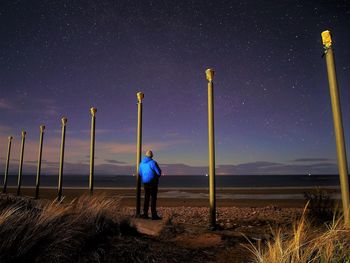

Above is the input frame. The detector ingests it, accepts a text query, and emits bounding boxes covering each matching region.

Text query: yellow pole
[89,107,97,195]
[3,136,13,193]
[136,91,144,217]
[17,131,26,196]
[206,68,216,229]
[58,117,67,202]
[321,30,350,227]
[35,125,45,199]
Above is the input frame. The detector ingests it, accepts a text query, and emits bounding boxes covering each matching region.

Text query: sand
[6,186,340,208]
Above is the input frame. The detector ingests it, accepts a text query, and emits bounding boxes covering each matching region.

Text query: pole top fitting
[137,92,144,102]
[61,117,68,126]
[90,107,97,116]
[40,125,45,132]
[205,69,214,82]
[8,136,13,141]
[21,131,26,137]
[321,30,332,49]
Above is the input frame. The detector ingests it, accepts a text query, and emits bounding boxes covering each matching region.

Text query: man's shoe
[152,215,162,220]
[141,214,149,219]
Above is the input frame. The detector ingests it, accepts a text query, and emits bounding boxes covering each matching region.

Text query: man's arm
[152,161,161,177]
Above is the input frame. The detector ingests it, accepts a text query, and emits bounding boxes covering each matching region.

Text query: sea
[1,174,342,188]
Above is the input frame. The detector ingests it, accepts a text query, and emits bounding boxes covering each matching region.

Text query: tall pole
[206,68,216,229]
[58,117,67,202]
[321,30,350,227]
[35,125,45,199]
[17,131,26,196]
[136,91,144,217]
[3,136,13,193]
[89,107,97,195]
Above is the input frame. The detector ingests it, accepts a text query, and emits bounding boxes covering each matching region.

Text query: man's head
[145,150,153,158]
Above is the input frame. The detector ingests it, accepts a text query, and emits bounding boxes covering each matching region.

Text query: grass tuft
[0,193,132,262]
[304,187,335,223]
[245,204,350,263]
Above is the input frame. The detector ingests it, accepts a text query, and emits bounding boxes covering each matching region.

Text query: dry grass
[0,194,211,263]
[304,188,336,223]
[245,205,350,263]
[0,193,132,262]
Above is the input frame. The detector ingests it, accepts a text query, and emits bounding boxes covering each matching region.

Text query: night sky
[0,0,350,175]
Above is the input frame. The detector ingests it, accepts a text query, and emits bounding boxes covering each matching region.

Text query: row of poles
[2,108,97,201]
[1,68,217,225]
[1,30,349,228]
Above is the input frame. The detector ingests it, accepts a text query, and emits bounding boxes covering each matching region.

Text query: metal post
[206,68,216,229]
[17,131,26,196]
[89,107,97,195]
[322,30,350,227]
[58,117,67,202]
[3,136,13,193]
[136,91,144,217]
[35,125,45,199]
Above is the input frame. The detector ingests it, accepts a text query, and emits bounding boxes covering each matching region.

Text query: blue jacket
[139,157,161,184]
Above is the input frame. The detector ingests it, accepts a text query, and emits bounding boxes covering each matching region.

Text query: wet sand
[6,186,341,208]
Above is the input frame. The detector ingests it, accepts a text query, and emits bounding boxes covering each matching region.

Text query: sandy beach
[6,186,341,208]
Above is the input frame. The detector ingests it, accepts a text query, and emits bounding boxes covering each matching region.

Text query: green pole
[58,117,67,202]
[136,91,144,217]
[89,107,97,195]
[206,68,216,229]
[17,131,26,196]
[3,136,13,193]
[35,125,45,199]
[321,30,350,227]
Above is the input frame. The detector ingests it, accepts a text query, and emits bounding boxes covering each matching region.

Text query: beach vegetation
[304,187,336,223]
[0,194,131,262]
[245,205,350,263]
[0,194,211,263]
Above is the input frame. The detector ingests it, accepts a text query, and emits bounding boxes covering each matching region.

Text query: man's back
[139,157,161,184]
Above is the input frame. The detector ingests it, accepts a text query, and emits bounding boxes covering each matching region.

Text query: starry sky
[0,0,350,175]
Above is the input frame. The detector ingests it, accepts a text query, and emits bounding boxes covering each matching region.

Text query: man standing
[139,150,162,220]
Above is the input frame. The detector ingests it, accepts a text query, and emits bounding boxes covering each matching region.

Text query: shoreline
[4,186,341,208]
[12,186,341,190]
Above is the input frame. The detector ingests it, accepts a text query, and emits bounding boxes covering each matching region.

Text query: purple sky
[0,1,350,175]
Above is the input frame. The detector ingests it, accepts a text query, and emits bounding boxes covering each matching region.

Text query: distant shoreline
[4,186,342,208]
[1,173,342,189]
[10,185,342,190]
[1,174,343,178]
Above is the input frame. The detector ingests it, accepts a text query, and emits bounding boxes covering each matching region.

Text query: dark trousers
[143,182,158,217]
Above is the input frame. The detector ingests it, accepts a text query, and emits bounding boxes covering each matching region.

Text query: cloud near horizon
[104,159,126,164]
[292,158,335,162]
